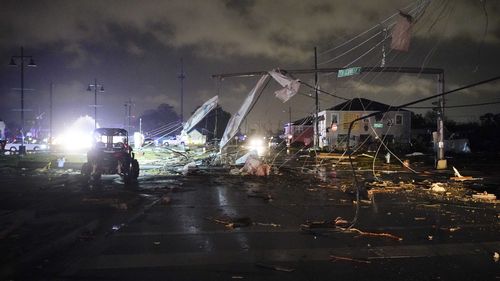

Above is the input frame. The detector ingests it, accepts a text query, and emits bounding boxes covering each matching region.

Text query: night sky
[1,0,499,135]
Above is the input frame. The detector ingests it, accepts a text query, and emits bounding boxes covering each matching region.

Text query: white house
[316,98,411,149]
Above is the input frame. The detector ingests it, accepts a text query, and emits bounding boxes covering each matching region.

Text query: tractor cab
[81,128,139,182]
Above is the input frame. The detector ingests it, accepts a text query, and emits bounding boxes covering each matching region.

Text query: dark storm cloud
[1,0,500,131]
[1,0,499,63]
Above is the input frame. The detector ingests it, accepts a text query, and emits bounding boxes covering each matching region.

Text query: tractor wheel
[92,171,102,182]
[81,163,91,181]
[131,159,139,180]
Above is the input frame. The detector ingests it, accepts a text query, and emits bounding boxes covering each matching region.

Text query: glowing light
[53,115,98,151]
[247,137,266,156]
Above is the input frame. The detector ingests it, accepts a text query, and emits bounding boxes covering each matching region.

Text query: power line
[405,100,500,109]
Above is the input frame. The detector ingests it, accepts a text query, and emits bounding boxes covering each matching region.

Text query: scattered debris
[255,263,295,272]
[239,156,271,176]
[451,166,482,181]
[247,192,273,202]
[111,202,128,210]
[405,152,424,156]
[360,153,374,158]
[330,255,371,264]
[334,217,349,226]
[235,151,258,165]
[206,216,252,229]
[256,222,280,227]
[472,192,496,201]
[430,183,446,193]
[182,162,197,176]
[301,220,331,229]
[160,196,171,205]
[341,227,403,241]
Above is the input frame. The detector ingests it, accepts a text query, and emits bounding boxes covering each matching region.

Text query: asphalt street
[0,152,499,280]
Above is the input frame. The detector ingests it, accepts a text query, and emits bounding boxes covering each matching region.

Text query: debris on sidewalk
[255,263,295,272]
[472,192,496,201]
[330,255,371,264]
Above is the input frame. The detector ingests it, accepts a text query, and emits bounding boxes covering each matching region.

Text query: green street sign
[338,67,362,78]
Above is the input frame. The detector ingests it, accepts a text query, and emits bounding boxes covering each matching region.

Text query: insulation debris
[430,183,446,193]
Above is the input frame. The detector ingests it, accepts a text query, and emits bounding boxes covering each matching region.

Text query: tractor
[81,128,139,182]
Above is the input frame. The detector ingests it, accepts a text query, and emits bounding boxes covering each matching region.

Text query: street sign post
[338,67,362,78]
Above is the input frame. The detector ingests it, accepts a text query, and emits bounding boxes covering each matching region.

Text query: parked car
[162,135,186,146]
[5,139,48,152]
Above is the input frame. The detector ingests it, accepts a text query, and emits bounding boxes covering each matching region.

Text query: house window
[331,113,338,124]
[395,114,403,125]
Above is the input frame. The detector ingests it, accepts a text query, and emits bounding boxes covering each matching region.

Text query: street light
[9,46,37,155]
[87,79,104,129]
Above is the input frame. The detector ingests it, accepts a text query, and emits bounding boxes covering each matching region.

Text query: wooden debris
[451,166,482,181]
[472,192,496,201]
[256,222,280,227]
[205,216,252,229]
[330,255,371,264]
[342,227,403,241]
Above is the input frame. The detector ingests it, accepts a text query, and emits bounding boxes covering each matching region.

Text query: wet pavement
[0,150,499,280]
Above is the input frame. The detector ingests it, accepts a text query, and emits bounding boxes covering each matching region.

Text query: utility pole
[178,58,186,122]
[49,82,53,146]
[436,72,447,169]
[314,47,319,148]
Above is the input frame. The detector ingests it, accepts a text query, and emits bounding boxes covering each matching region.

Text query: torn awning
[183,95,218,133]
[219,75,270,150]
[268,69,301,103]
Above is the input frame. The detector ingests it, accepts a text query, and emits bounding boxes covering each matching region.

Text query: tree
[139,103,180,134]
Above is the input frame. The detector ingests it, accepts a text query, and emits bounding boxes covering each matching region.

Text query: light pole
[124,98,133,132]
[9,46,37,155]
[87,79,104,129]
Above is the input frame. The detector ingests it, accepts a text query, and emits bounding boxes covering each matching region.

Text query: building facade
[316,98,411,149]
